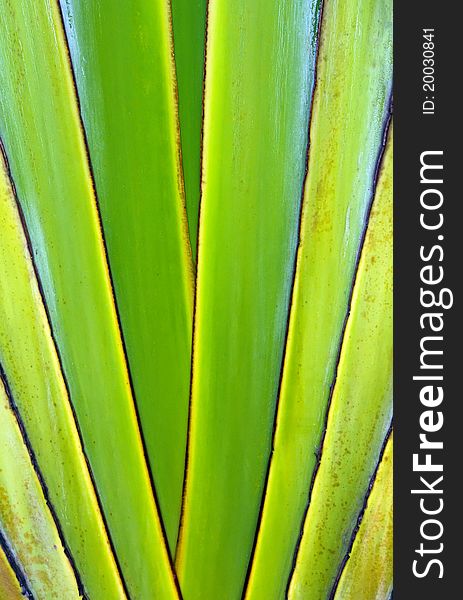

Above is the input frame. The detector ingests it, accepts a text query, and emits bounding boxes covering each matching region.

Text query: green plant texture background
[0,0,392,598]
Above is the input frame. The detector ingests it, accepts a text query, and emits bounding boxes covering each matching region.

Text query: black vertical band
[394,3,460,597]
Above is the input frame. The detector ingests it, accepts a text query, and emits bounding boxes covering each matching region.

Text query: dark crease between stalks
[0,364,84,599]
[165,0,196,560]
[240,2,326,597]
[1,140,92,599]
[175,0,210,567]
[54,1,182,596]
[328,425,393,599]
[167,0,196,282]
[0,510,34,599]
[285,101,393,597]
